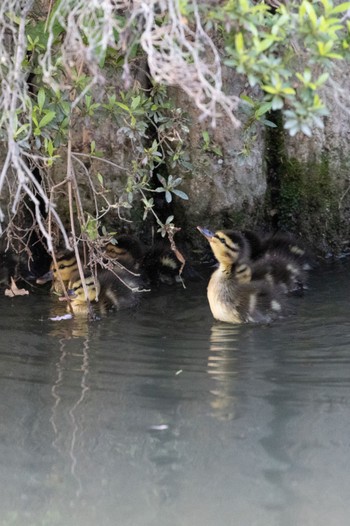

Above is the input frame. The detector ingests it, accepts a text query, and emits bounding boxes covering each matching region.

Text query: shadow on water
[0,260,350,525]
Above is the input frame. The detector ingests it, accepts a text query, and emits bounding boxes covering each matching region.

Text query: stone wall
[170,65,350,257]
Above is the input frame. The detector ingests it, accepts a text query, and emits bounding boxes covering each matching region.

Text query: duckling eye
[215,235,226,246]
[58,264,65,269]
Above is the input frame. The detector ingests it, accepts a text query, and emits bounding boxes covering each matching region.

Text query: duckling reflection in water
[208,324,241,420]
[197,227,284,324]
[66,269,140,316]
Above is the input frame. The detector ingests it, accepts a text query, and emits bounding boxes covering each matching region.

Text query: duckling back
[234,253,307,294]
[104,235,150,290]
[98,269,140,311]
[104,235,144,271]
[142,238,198,286]
[243,230,312,269]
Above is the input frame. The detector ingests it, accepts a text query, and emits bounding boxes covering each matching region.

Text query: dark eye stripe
[214,235,227,246]
[57,260,77,270]
[71,277,95,292]
[215,235,239,253]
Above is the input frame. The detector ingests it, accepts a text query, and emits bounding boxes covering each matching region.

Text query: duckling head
[197,227,248,266]
[52,252,78,282]
[104,235,143,270]
[36,251,78,293]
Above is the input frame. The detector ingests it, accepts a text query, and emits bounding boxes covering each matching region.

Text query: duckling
[142,237,199,286]
[197,227,284,324]
[242,230,312,270]
[104,235,145,272]
[233,253,307,294]
[36,250,79,295]
[37,238,147,295]
[66,269,140,316]
[103,235,150,290]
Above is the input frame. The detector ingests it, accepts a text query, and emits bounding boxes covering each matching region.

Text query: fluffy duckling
[66,269,140,315]
[143,240,181,285]
[242,230,312,270]
[142,238,200,286]
[103,235,150,290]
[37,238,147,295]
[36,250,78,295]
[197,227,284,324]
[233,253,307,294]
[104,235,145,272]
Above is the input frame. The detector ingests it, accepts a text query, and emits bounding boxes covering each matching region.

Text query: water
[0,261,350,526]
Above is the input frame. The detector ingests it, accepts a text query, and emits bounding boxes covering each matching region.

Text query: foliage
[209,0,350,136]
[0,1,192,259]
[1,0,350,264]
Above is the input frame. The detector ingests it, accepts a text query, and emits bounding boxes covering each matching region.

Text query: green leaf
[37,88,45,112]
[115,102,130,112]
[172,189,189,200]
[289,125,300,136]
[317,72,329,85]
[240,94,255,106]
[60,101,71,116]
[284,119,299,130]
[255,102,272,117]
[5,11,21,24]
[271,95,284,110]
[157,174,167,186]
[301,123,312,136]
[202,130,210,144]
[131,96,141,110]
[39,111,56,128]
[235,32,244,53]
[262,85,278,95]
[84,215,99,240]
[14,124,29,138]
[263,120,277,128]
[331,2,350,14]
[282,87,296,95]
[256,37,274,53]
[304,2,318,28]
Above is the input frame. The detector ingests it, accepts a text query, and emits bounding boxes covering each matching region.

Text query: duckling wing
[261,233,313,269]
[236,280,285,323]
[251,253,308,293]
